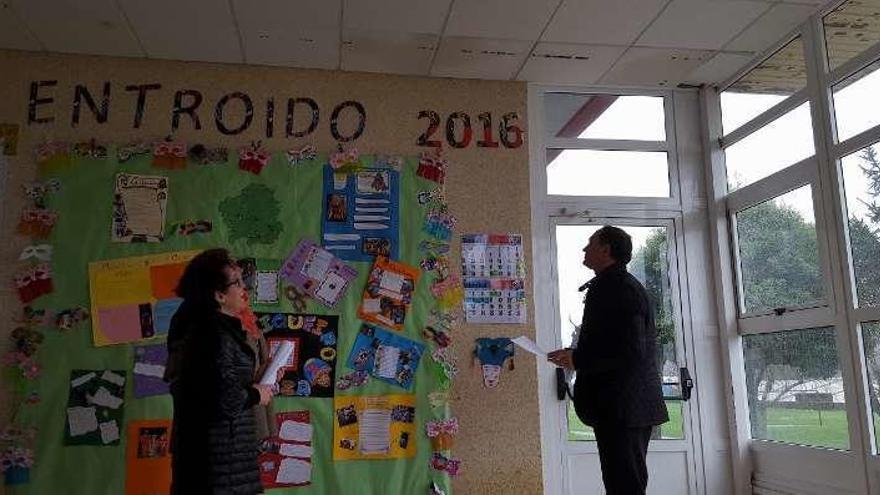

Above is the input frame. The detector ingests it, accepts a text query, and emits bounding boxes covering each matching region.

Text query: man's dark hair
[175,248,235,309]
[593,225,633,265]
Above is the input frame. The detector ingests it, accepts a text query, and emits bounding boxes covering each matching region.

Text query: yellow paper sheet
[333,394,416,460]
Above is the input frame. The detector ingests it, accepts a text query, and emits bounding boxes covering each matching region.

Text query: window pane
[833,60,880,143]
[544,94,666,141]
[840,144,880,307]
[824,0,880,72]
[860,321,880,452]
[721,37,807,135]
[743,328,848,450]
[546,150,670,197]
[735,186,823,314]
[556,225,682,440]
[724,101,814,190]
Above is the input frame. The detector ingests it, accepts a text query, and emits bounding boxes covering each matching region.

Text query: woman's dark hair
[175,248,236,308]
[593,225,633,265]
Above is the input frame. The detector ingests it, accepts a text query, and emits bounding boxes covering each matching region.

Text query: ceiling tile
[516,43,626,84]
[119,0,242,63]
[0,2,41,51]
[638,0,770,50]
[241,28,338,70]
[542,0,667,45]
[726,3,816,52]
[601,46,713,86]
[431,37,531,80]
[10,0,141,57]
[343,0,451,34]
[444,0,560,40]
[233,0,339,32]
[341,30,437,75]
[683,51,755,85]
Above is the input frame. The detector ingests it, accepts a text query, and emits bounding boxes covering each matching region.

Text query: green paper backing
[18,151,451,494]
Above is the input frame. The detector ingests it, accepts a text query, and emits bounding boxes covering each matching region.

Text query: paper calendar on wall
[460,234,527,324]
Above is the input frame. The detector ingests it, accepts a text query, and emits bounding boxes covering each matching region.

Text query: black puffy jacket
[572,264,669,428]
[165,302,263,495]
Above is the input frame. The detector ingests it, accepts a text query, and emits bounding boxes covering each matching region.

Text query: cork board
[0,50,541,495]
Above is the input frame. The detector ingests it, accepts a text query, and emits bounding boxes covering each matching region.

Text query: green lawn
[568,404,855,449]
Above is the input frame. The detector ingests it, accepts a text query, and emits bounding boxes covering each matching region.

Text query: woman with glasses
[164,248,273,494]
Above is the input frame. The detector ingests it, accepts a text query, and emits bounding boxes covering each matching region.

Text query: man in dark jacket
[549,226,668,495]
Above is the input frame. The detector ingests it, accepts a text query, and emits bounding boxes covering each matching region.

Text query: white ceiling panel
[342,30,437,75]
[10,0,141,57]
[601,46,713,86]
[241,28,338,70]
[542,0,667,45]
[233,0,339,32]
[431,37,531,80]
[119,0,242,63]
[726,3,815,52]
[683,51,755,85]
[516,43,625,84]
[343,0,451,34]
[638,0,770,50]
[444,0,560,41]
[0,2,41,51]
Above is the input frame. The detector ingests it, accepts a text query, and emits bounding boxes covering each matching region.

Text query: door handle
[681,367,694,401]
[556,367,572,401]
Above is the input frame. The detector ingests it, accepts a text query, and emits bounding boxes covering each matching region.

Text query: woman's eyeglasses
[224,278,244,289]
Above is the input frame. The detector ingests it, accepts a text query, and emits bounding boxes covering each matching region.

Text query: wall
[0,49,541,494]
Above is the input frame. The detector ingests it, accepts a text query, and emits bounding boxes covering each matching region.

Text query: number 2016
[416,111,524,149]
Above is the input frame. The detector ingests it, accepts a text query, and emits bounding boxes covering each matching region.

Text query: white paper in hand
[260,340,294,386]
[511,336,547,357]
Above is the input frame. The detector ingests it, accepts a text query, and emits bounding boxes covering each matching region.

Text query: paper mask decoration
[257,313,338,398]
[188,144,228,165]
[239,141,270,174]
[14,263,53,304]
[152,140,187,169]
[474,338,515,388]
[117,141,151,163]
[357,257,419,331]
[88,251,198,346]
[112,173,169,243]
[125,420,172,495]
[219,183,282,245]
[171,219,212,236]
[23,178,59,208]
[259,411,312,488]
[18,244,52,262]
[321,163,400,262]
[64,369,126,446]
[346,325,425,390]
[133,344,169,398]
[333,395,416,460]
[279,240,357,308]
[417,151,447,183]
[17,208,57,239]
[55,306,90,330]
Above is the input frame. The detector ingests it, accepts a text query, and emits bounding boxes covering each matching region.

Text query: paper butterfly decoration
[329,147,361,172]
[286,144,317,165]
[430,452,461,476]
[17,208,58,239]
[425,417,459,450]
[18,244,52,262]
[35,142,70,165]
[23,179,60,209]
[73,139,108,159]
[116,141,152,163]
[239,141,270,174]
[188,144,228,165]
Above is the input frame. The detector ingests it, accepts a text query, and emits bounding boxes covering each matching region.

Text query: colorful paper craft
[133,344,169,398]
[64,369,126,446]
[333,395,416,460]
[357,257,419,331]
[321,163,400,262]
[279,240,357,308]
[346,325,425,390]
[259,411,312,488]
[474,338,515,388]
[125,420,172,495]
[219,184,282,245]
[256,313,338,398]
[88,251,198,346]
[112,173,169,243]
